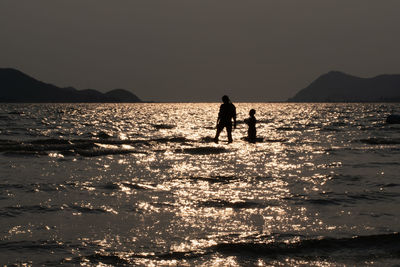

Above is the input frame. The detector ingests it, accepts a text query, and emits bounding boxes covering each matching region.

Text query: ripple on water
[175,146,229,155]
[198,199,264,209]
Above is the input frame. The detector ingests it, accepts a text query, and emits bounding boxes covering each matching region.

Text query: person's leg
[249,129,256,142]
[214,124,223,143]
[226,124,233,143]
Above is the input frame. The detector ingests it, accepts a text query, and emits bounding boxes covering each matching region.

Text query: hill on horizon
[288,71,400,102]
[0,68,142,103]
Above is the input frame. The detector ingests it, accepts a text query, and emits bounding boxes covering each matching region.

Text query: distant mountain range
[288,71,400,102]
[0,68,142,103]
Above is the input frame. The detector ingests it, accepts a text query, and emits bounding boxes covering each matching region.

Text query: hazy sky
[1,1,400,102]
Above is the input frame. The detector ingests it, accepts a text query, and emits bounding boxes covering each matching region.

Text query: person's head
[222,95,230,104]
[249,109,256,116]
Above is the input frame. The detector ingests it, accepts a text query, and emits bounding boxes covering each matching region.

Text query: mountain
[288,71,400,102]
[0,68,142,103]
[105,89,141,102]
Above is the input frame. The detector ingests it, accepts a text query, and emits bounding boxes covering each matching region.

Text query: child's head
[249,109,256,116]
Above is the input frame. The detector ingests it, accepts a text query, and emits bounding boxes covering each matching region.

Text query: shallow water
[1,103,400,266]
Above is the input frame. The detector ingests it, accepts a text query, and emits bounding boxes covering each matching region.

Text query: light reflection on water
[0,103,400,266]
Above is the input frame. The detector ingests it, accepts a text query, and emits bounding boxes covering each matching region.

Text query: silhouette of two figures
[214,95,257,143]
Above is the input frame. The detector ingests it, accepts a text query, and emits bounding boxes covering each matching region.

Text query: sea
[0,103,400,266]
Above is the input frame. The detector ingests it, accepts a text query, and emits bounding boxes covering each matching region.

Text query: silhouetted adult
[214,95,236,143]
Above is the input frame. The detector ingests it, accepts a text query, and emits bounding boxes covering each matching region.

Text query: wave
[320,127,343,132]
[0,205,60,217]
[72,233,400,264]
[149,137,189,143]
[0,139,94,153]
[200,136,215,143]
[8,111,24,115]
[0,137,232,157]
[360,137,400,145]
[352,161,400,168]
[0,115,11,120]
[8,233,398,265]
[295,190,400,206]
[69,253,130,266]
[3,150,50,157]
[100,181,157,191]
[0,183,67,193]
[276,126,295,131]
[0,183,25,190]
[188,175,236,183]
[152,124,176,130]
[0,240,74,252]
[303,198,344,206]
[0,202,119,217]
[75,148,147,157]
[0,138,149,157]
[382,183,400,188]
[170,233,400,260]
[263,138,287,143]
[207,233,400,258]
[198,199,263,209]
[68,204,111,214]
[95,131,113,139]
[176,146,228,155]
[329,173,363,181]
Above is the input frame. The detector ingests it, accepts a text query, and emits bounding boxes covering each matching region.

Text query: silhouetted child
[245,109,256,143]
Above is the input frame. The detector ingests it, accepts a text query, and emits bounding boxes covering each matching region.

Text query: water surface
[1,103,400,266]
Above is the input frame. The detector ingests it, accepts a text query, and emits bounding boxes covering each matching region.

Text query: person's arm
[216,105,221,127]
[233,105,237,129]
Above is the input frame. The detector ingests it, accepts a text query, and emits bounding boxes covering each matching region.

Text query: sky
[1,0,400,102]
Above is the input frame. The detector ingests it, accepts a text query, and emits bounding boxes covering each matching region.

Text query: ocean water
[0,103,400,266]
